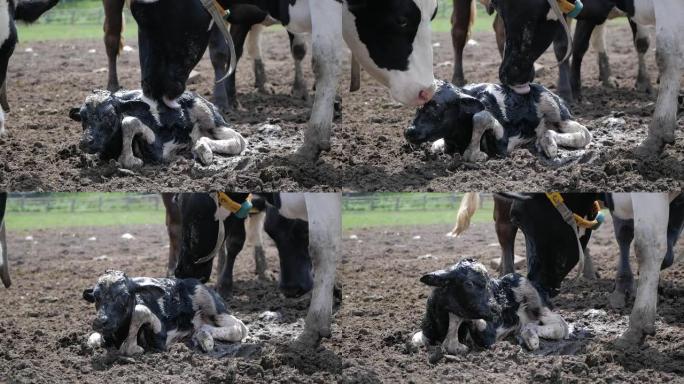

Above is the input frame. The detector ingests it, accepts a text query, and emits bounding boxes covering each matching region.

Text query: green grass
[17,22,138,42]
[343,203,493,230]
[431,11,495,34]
[6,210,165,232]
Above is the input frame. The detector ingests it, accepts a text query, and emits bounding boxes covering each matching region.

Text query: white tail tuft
[446,193,480,237]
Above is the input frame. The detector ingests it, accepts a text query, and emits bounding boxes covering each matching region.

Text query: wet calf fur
[412,259,569,354]
[69,90,246,169]
[405,81,591,162]
[83,270,247,356]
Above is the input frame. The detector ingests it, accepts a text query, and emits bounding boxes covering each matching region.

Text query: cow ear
[457,95,484,118]
[69,107,82,122]
[420,270,449,287]
[346,0,366,12]
[83,288,95,303]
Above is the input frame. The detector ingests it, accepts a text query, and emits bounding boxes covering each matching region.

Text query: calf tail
[14,0,59,23]
[447,193,480,237]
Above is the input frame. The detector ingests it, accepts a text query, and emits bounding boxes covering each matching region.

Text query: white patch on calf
[140,94,161,125]
[0,1,10,47]
[87,332,104,348]
[487,84,508,120]
[162,140,183,161]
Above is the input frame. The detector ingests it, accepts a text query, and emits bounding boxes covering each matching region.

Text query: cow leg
[553,20,573,103]
[463,111,497,162]
[493,13,505,58]
[216,218,247,299]
[118,117,155,169]
[296,1,343,161]
[0,53,10,136]
[0,193,9,288]
[616,193,669,348]
[103,0,124,91]
[289,32,309,101]
[609,215,636,309]
[192,129,246,165]
[162,193,181,277]
[246,24,273,94]
[591,23,618,88]
[493,197,517,276]
[629,20,653,95]
[663,195,684,269]
[120,305,162,356]
[636,5,682,156]
[450,0,472,86]
[443,313,468,354]
[581,246,599,280]
[569,19,597,101]
[246,212,267,280]
[296,193,341,346]
[209,23,249,114]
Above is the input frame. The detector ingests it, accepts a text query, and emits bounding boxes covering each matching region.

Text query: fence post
[98,196,103,212]
[395,197,400,211]
[70,199,76,213]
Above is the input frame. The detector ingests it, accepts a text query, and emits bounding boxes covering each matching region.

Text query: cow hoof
[608,289,628,309]
[121,343,144,356]
[613,329,645,350]
[194,329,215,352]
[216,284,233,301]
[635,79,654,95]
[463,149,488,162]
[294,143,322,163]
[635,136,665,158]
[257,82,276,95]
[602,76,619,89]
[291,85,309,101]
[295,328,325,347]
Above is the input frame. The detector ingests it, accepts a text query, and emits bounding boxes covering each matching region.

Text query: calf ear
[83,288,95,303]
[420,270,449,287]
[69,107,82,122]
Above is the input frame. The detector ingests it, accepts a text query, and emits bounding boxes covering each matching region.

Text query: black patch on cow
[347,0,422,71]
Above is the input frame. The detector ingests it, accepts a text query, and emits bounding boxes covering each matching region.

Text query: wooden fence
[5,193,162,213]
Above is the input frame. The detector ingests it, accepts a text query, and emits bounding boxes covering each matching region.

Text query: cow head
[264,206,313,298]
[489,0,569,94]
[69,90,123,158]
[83,270,136,337]
[343,0,438,106]
[500,193,598,297]
[420,259,499,321]
[404,81,484,150]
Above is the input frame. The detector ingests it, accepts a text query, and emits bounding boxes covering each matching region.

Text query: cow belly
[632,0,655,25]
[286,0,311,34]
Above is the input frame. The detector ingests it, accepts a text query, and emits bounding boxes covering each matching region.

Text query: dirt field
[1,214,682,383]
[340,216,684,383]
[0,24,682,192]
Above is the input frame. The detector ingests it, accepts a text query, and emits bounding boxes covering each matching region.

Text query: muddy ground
[341,215,684,383]
[0,24,682,192]
[0,224,349,383]
[1,215,683,383]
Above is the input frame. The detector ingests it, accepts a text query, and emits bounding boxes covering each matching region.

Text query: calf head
[264,206,313,298]
[405,81,484,151]
[82,270,136,338]
[420,259,499,321]
[502,193,598,296]
[490,0,567,94]
[343,0,438,106]
[69,90,122,159]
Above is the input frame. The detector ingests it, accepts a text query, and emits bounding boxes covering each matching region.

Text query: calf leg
[616,193,668,348]
[118,117,156,169]
[289,32,309,100]
[520,308,569,350]
[609,215,636,309]
[120,305,162,356]
[296,1,343,161]
[591,23,618,88]
[193,313,247,352]
[493,197,517,276]
[296,193,341,346]
[443,313,468,354]
[629,20,653,95]
[463,111,498,162]
[103,0,125,91]
[192,129,246,165]
[246,212,267,280]
[450,0,472,86]
[538,120,591,158]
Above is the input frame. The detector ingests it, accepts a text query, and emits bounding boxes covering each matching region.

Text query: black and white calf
[0,0,59,136]
[0,192,8,288]
[83,270,248,356]
[69,90,246,169]
[405,81,591,161]
[411,259,569,354]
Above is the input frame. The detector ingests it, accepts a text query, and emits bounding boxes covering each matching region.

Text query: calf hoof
[291,84,309,101]
[539,131,558,158]
[194,329,215,352]
[120,343,144,356]
[120,156,144,169]
[463,149,488,162]
[520,324,540,351]
[193,141,214,165]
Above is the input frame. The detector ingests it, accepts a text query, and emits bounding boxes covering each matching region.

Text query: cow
[83,270,248,356]
[491,0,683,156]
[411,259,570,355]
[102,0,309,113]
[449,1,653,101]
[68,89,247,169]
[167,192,341,347]
[404,80,591,161]
[0,192,8,288]
[0,0,60,136]
[127,0,438,161]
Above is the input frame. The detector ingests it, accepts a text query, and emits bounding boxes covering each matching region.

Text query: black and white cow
[83,270,248,356]
[69,89,246,169]
[404,81,591,161]
[0,192,8,288]
[492,0,684,156]
[0,0,59,136]
[411,259,569,355]
[128,0,438,161]
[167,192,341,347]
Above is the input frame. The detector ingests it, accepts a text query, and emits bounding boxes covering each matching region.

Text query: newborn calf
[69,90,246,168]
[83,270,247,356]
[411,259,569,354]
[405,81,591,162]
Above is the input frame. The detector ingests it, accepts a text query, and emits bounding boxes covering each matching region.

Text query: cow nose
[404,127,420,142]
[418,88,434,105]
[92,316,107,330]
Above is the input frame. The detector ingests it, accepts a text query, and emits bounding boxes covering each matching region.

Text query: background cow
[0,192,8,288]
[127,0,438,161]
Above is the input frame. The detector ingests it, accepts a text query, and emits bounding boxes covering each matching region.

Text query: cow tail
[119,11,126,54]
[447,193,480,237]
[468,0,477,40]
